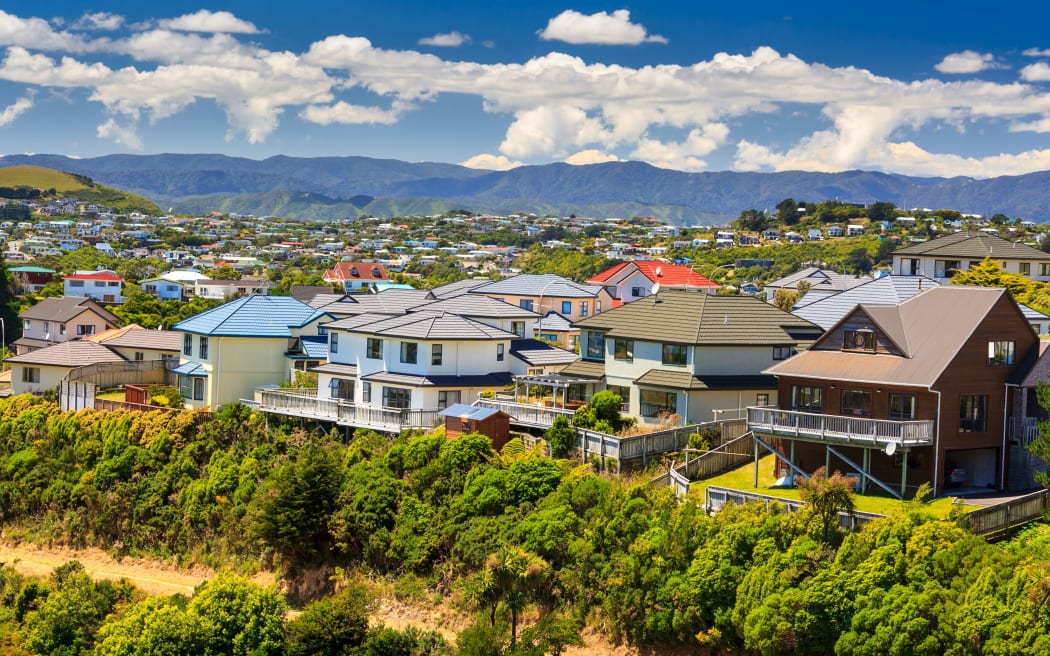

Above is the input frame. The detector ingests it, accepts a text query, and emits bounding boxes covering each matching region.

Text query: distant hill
[0,164,162,215]
[2,154,1049,224]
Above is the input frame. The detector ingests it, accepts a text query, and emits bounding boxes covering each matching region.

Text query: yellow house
[173,295,333,410]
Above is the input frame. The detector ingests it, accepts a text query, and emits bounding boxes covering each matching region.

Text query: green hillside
[0,164,162,215]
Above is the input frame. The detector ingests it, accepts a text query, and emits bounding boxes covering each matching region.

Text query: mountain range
[2,153,1049,224]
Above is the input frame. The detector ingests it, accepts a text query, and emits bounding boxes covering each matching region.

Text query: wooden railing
[255,388,440,433]
[958,488,1050,539]
[704,485,884,531]
[63,359,177,389]
[578,418,750,472]
[473,398,575,428]
[747,407,935,447]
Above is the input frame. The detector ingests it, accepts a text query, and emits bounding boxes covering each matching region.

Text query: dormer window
[843,329,876,352]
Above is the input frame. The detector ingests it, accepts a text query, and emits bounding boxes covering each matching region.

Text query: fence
[255,388,441,434]
[473,398,575,429]
[704,485,884,531]
[958,489,1050,539]
[60,381,96,411]
[63,359,177,390]
[577,417,749,472]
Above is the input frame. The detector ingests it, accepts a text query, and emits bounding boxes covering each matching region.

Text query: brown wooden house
[749,286,1039,497]
[439,403,513,450]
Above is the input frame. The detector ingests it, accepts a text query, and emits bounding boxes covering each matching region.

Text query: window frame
[987,340,1015,366]
[366,337,383,359]
[585,331,604,360]
[888,393,916,421]
[772,346,792,360]
[199,336,209,360]
[496,343,505,362]
[791,385,824,413]
[431,343,443,366]
[840,388,873,417]
[959,394,988,433]
[661,343,688,366]
[400,341,418,365]
[843,329,876,352]
[382,386,411,409]
[183,333,192,356]
[561,301,572,314]
[330,332,339,354]
[613,338,634,362]
[21,367,40,383]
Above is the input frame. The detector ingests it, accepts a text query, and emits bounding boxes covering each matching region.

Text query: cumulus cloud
[71,12,124,31]
[1023,47,1050,57]
[159,10,261,34]
[96,117,142,149]
[631,124,730,171]
[538,9,667,45]
[419,31,470,47]
[935,50,1003,74]
[565,149,621,165]
[1021,62,1050,82]
[0,91,33,126]
[460,153,524,170]
[300,100,411,125]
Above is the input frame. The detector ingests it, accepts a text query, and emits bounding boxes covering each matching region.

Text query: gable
[813,306,907,357]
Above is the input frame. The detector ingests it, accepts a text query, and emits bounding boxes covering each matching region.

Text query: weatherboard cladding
[173,295,329,337]
[893,231,1050,260]
[574,290,817,346]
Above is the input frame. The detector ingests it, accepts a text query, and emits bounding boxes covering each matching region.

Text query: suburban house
[752,286,1039,497]
[13,296,120,355]
[63,269,126,304]
[533,310,578,351]
[8,266,55,294]
[194,277,272,301]
[792,276,941,330]
[763,266,870,302]
[564,289,823,426]
[172,295,333,409]
[891,231,1050,282]
[86,326,182,363]
[141,271,211,301]
[587,260,719,301]
[322,260,390,291]
[468,273,614,323]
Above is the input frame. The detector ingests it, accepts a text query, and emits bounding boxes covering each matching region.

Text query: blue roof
[300,335,329,358]
[437,403,509,420]
[173,362,208,376]
[174,295,330,337]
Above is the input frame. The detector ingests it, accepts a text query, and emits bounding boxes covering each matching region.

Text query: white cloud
[419,31,470,47]
[1021,62,1050,82]
[300,100,410,125]
[935,50,1003,74]
[1023,48,1050,57]
[630,124,729,171]
[71,12,124,31]
[96,117,142,149]
[158,10,261,34]
[460,153,523,170]
[538,10,667,45]
[0,91,33,126]
[564,149,621,165]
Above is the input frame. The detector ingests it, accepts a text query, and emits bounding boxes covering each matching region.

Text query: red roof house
[588,260,718,301]
[322,261,390,290]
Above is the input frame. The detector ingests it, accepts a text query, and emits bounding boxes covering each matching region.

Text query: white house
[64,270,125,304]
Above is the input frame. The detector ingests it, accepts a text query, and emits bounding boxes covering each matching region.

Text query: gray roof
[173,361,208,376]
[97,328,183,352]
[559,358,605,379]
[430,278,492,299]
[634,369,778,390]
[8,340,126,367]
[20,296,119,324]
[766,267,871,293]
[310,362,359,376]
[470,273,602,298]
[326,311,518,341]
[892,231,1050,260]
[1019,304,1050,321]
[410,294,539,319]
[576,289,821,346]
[510,339,579,366]
[290,285,339,302]
[438,403,510,420]
[535,311,573,331]
[793,275,941,330]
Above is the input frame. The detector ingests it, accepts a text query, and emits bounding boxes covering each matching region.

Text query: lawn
[687,453,964,518]
[95,389,127,401]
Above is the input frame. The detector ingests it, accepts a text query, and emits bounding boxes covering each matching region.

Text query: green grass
[96,389,126,401]
[687,453,964,518]
[0,165,89,192]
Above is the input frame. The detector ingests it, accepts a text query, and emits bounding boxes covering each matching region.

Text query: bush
[545,416,576,458]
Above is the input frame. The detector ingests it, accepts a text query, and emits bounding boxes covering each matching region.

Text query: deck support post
[901,450,908,498]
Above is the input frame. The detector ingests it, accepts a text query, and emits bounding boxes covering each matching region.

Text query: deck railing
[747,406,934,447]
[256,388,439,433]
[704,485,883,531]
[473,398,575,428]
[958,488,1050,539]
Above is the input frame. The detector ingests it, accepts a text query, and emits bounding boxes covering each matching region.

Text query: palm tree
[483,546,550,646]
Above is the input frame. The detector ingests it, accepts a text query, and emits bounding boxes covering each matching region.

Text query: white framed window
[21,367,40,383]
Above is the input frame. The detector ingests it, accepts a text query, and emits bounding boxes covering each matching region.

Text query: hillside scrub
[0,395,1048,653]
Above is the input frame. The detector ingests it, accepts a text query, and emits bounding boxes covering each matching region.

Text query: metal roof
[326,311,518,341]
[299,335,329,359]
[793,276,941,330]
[469,273,603,298]
[174,295,330,337]
[437,403,510,421]
[173,361,208,376]
[510,338,579,366]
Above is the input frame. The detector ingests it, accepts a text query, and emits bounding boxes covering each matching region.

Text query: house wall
[473,291,612,322]
[106,346,177,362]
[9,363,69,395]
[332,333,510,379]
[694,345,791,375]
[22,311,112,345]
[892,254,1050,283]
[65,279,125,303]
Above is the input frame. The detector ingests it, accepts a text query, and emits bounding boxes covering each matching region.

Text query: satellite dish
[651,282,661,296]
[884,442,897,456]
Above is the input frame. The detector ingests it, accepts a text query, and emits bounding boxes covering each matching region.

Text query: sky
[3,1,1050,178]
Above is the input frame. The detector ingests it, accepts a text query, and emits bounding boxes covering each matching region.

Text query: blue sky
[3,1,1050,177]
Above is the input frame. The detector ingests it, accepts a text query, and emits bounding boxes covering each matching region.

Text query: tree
[209,265,242,280]
[735,209,767,232]
[776,198,800,225]
[867,201,898,222]
[772,288,799,312]
[285,583,371,656]
[798,467,856,542]
[482,547,550,647]
[544,416,576,458]
[847,247,873,275]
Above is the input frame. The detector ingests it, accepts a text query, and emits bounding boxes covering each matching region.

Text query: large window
[561,301,572,314]
[199,337,208,359]
[791,385,824,413]
[585,332,604,360]
[843,329,876,351]
[988,341,1015,366]
[383,386,411,409]
[840,389,872,417]
[438,390,461,410]
[432,344,443,366]
[77,324,96,336]
[772,346,792,360]
[330,333,338,354]
[183,333,192,356]
[935,259,962,278]
[520,299,535,311]
[959,395,988,432]
[640,389,677,418]
[400,341,418,364]
[662,343,688,366]
[367,338,383,359]
[889,393,916,420]
[330,378,354,400]
[613,338,634,362]
[180,375,204,401]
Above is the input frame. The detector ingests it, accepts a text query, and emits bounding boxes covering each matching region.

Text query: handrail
[746,406,935,446]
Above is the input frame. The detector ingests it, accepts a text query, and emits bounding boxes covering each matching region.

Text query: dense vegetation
[0,395,1047,654]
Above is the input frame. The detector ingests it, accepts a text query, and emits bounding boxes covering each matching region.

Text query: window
[561,301,572,314]
[840,389,872,417]
[662,343,688,366]
[585,332,604,360]
[59,324,66,336]
[330,332,338,354]
[512,321,525,338]
[438,390,461,410]
[959,395,987,432]
[193,378,205,401]
[400,342,418,364]
[496,343,505,361]
[580,301,589,318]
[383,386,411,409]
[935,259,961,278]
[362,381,372,403]
[134,352,144,361]
[889,393,916,420]
[613,338,634,362]
[520,299,535,311]
[843,329,876,351]
[1041,263,1050,277]
[183,333,192,356]
[367,338,383,359]
[756,393,770,406]
[69,279,84,287]
[21,367,39,383]
[640,389,676,418]
[77,324,95,336]
[772,346,792,360]
[432,344,443,366]
[631,286,645,298]
[791,385,824,413]
[199,336,209,360]
[329,378,354,400]
[22,319,29,331]
[180,375,192,398]
[607,385,630,409]
[1020,262,1031,276]
[988,340,1015,366]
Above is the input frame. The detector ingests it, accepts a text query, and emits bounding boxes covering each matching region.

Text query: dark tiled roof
[98,329,182,351]
[430,278,492,298]
[634,369,778,390]
[893,231,1050,260]
[559,358,605,379]
[311,362,359,376]
[8,341,126,367]
[20,296,119,324]
[510,339,579,366]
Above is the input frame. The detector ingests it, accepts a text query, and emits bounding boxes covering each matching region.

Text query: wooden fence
[577,417,749,472]
[704,485,884,531]
[63,359,177,389]
[958,489,1050,539]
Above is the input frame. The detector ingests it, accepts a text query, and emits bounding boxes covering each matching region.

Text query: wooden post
[900,450,908,498]
[753,435,759,488]
[861,448,869,494]
[642,434,648,468]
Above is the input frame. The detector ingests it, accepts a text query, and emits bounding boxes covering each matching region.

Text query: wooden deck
[747,407,935,447]
[254,388,439,434]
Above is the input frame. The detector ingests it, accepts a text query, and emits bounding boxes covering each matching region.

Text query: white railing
[746,407,934,447]
[473,398,575,428]
[256,389,439,433]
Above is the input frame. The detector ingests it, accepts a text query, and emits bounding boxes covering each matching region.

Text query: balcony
[473,398,575,429]
[254,388,439,433]
[746,407,935,447]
